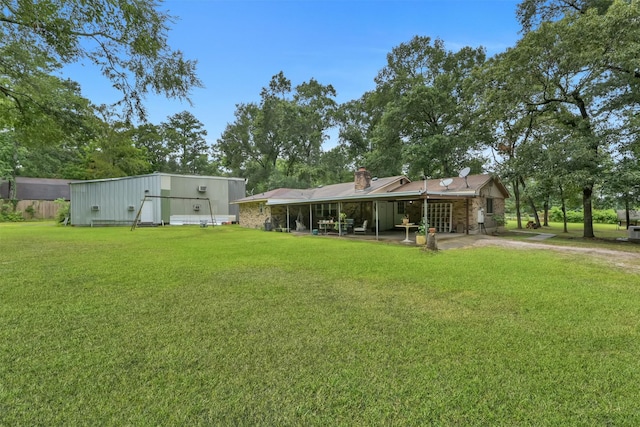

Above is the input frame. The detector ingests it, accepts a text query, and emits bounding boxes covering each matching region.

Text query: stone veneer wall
[238,202,272,229]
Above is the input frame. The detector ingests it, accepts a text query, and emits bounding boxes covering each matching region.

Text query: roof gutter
[265,191,421,205]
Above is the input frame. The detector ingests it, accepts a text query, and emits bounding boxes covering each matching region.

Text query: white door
[141,200,154,223]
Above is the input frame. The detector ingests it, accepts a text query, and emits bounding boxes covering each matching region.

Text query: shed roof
[69,172,245,185]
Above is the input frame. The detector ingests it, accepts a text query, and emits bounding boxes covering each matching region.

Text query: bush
[25,204,36,219]
[0,202,24,222]
[592,209,618,224]
[54,198,70,224]
[549,207,617,224]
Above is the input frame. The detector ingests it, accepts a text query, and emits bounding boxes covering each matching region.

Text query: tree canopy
[2,0,640,236]
[0,0,201,122]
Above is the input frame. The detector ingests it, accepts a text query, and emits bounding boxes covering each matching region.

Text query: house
[69,173,246,226]
[616,210,640,228]
[233,168,509,236]
[0,177,73,219]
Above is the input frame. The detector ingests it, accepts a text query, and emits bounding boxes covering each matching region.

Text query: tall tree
[369,36,489,179]
[0,0,201,122]
[214,72,337,192]
[162,111,209,175]
[500,0,640,237]
[132,123,169,173]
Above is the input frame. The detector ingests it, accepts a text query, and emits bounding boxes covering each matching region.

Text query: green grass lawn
[1,223,639,425]
[504,221,640,253]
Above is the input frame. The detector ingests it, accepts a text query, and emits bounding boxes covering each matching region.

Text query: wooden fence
[3,200,63,220]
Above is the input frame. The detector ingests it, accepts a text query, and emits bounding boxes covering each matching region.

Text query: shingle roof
[391,174,509,198]
[233,173,508,205]
[0,177,72,200]
[233,176,408,204]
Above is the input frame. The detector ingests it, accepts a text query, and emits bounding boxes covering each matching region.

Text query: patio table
[396,223,419,243]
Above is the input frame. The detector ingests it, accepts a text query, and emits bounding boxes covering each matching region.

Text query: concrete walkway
[526,233,556,241]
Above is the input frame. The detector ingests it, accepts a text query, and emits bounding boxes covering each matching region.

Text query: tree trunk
[528,197,541,227]
[625,198,630,230]
[543,197,549,227]
[513,180,523,229]
[518,176,540,227]
[559,183,568,233]
[583,184,595,238]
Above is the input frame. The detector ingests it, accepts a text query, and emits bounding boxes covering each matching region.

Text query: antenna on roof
[439,178,453,190]
[459,167,470,188]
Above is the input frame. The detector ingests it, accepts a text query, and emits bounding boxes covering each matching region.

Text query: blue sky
[64,0,522,146]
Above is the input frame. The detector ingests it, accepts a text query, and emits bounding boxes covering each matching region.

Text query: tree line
[1,0,639,236]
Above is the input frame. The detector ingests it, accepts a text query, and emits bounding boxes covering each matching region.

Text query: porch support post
[338,201,343,237]
[465,198,469,235]
[375,200,379,241]
[309,204,313,234]
[286,206,290,231]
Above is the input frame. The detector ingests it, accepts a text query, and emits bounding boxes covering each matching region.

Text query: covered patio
[233,168,509,240]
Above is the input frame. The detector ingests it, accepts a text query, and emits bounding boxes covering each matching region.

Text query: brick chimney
[354,167,372,191]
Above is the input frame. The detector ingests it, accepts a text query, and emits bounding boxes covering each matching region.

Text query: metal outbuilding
[69,173,246,226]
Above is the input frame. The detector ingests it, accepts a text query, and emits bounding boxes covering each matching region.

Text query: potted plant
[415,220,427,245]
[402,214,410,225]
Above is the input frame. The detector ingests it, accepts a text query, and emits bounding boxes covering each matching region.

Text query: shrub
[54,198,70,224]
[25,204,36,219]
[0,202,24,222]
[592,209,618,224]
[549,207,617,224]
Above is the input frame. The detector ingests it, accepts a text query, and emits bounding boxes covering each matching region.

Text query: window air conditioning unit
[91,205,100,211]
[197,185,207,192]
[193,204,201,211]
[127,205,135,211]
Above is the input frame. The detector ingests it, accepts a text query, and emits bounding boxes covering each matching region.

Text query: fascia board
[266,191,425,205]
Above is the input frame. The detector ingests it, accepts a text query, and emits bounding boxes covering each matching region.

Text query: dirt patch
[438,234,640,274]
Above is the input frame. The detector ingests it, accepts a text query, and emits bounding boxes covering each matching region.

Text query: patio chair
[353,220,368,234]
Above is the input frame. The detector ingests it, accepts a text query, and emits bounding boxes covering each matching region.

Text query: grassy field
[1,223,639,425]
[504,220,640,252]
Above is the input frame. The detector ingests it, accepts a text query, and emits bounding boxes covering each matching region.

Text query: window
[259,203,264,214]
[315,203,337,218]
[486,198,494,214]
[397,202,406,215]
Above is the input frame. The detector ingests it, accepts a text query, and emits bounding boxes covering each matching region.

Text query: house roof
[233,173,508,205]
[233,175,410,205]
[0,177,73,200]
[391,174,510,199]
[617,210,640,221]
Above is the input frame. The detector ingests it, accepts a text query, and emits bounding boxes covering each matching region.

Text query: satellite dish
[440,178,453,190]
[459,167,471,188]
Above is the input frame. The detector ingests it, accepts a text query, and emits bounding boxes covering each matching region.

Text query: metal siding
[227,180,246,220]
[70,174,244,225]
[70,175,161,225]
